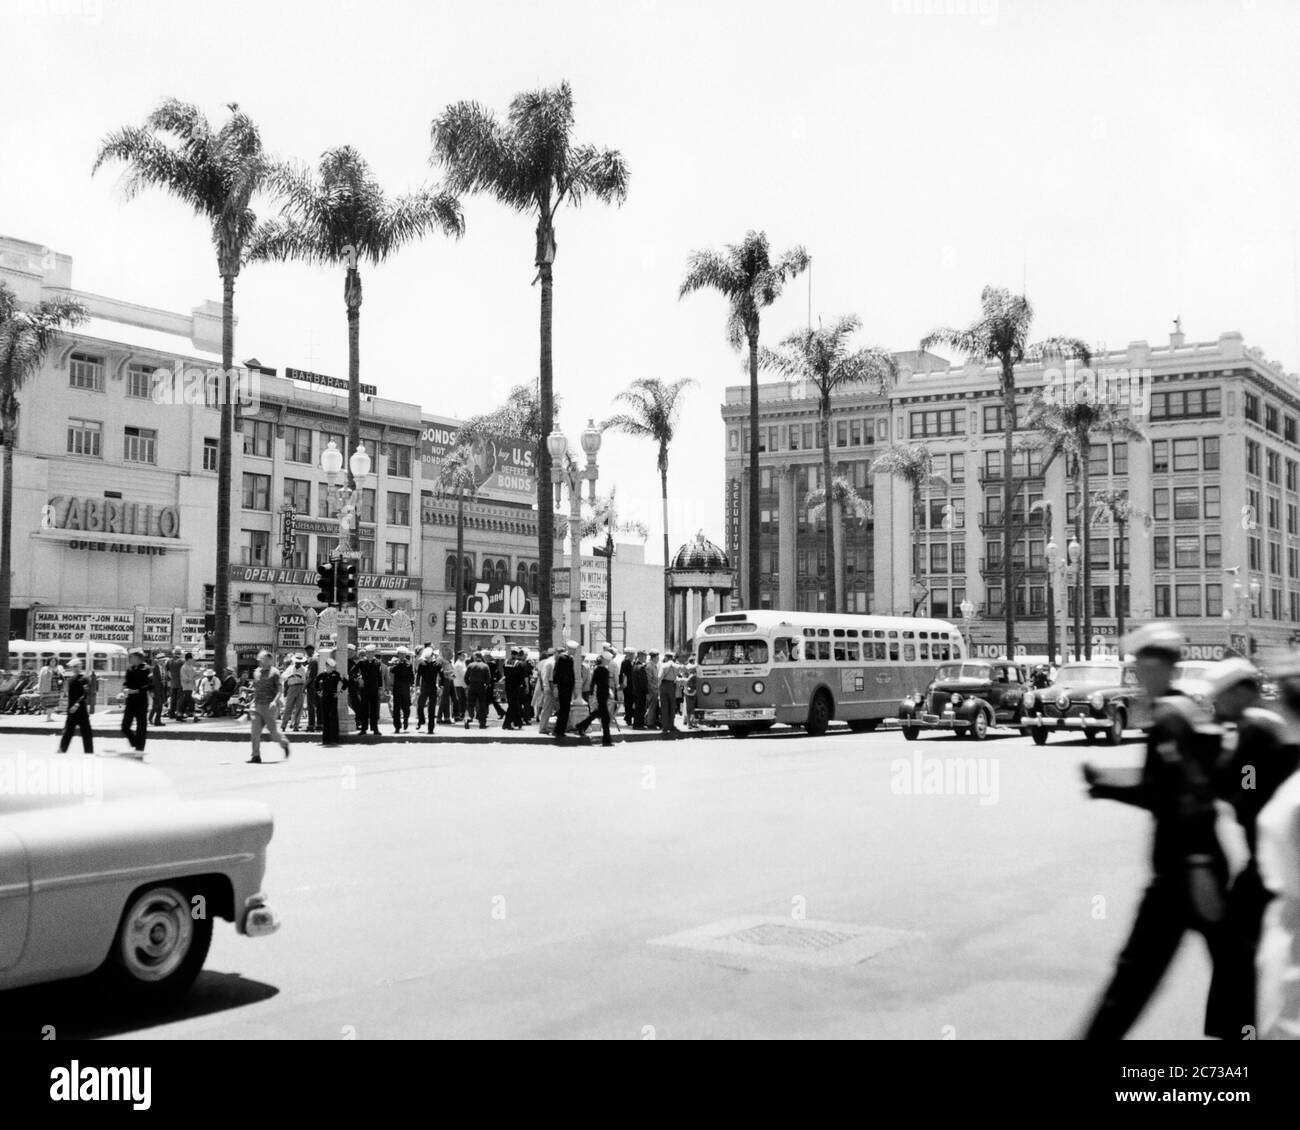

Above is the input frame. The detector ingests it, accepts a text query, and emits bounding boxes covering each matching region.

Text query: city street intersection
[1,725,1216,1040]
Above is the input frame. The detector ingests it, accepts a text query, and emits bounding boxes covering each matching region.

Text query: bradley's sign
[43,496,180,538]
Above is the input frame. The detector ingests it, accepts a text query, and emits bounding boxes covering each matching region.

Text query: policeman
[1080,622,1245,1040]
[631,650,649,729]
[356,645,383,736]
[1208,655,1300,1034]
[503,647,528,730]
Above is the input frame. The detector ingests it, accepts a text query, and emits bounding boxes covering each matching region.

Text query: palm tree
[1023,391,1146,659]
[805,477,873,612]
[759,316,895,611]
[431,81,629,649]
[922,287,1090,657]
[602,376,696,640]
[680,232,808,608]
[871,443,948,614]
[94,99,271,674]
[1089,488,1149,644]
[430,444,480,656]
[248,146,463,488]
[0,285,86,666]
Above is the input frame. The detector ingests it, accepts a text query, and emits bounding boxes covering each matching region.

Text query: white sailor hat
[1121,622,1185,659]
[1203,658,1262,699]
[566,639,580,650]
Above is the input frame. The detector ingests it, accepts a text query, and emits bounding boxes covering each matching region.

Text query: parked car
[1019,660,1151,745]
[896,660,1029,741]
[1172,660,1216,707]
[0,753,279,1004]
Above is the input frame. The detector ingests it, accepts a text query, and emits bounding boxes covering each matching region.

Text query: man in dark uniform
[630,650,649,729]
[304,645,319,732]
[148,650,167,726]
[1081,622,1244,1040]
[1207,656,1300,1035]
[575,646,616,747]
[166,647,184,719]
[389,649,414,733]
[416,648,443,733]
[315,650,349,747]
[503,647,528,730]
[121,648,151,755]
[347,645,362,719]
[464,651,492,729]
[619,650,635,726]
[57,659,94,754]
[436,651,454,725]
[357,645,383,736]
[552,640,579,744]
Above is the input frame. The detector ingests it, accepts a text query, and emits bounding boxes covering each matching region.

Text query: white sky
[4,0,1298,563]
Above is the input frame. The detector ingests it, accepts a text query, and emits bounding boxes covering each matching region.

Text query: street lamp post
[1045,536,1059,666]
[1068,534,1082,663]
[547,421,602,651]
[320,439,372,739]
[1222,575,1263,657]
[959,598,975,656]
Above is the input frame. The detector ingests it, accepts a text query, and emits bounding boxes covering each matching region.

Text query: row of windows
[1152,438,1220,474]
[243,474,412,525]
[239,528,414,576]
[67,419,158,464]
[986,585,1131,618]
[441,555,539,595]
[735,417,886,455]
[1244,394,1300,443]
[1149,388,1221,419]
[241,420,413,477]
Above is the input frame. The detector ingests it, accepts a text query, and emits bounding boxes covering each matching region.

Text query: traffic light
[339,559,359,605]
[316,561,337,606]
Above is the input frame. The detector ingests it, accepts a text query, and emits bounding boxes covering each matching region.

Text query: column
[778,467,796,609]
[831,503,846,614]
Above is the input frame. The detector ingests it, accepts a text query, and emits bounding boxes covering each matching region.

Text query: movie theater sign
[227,565,420,591]
[43,495,181,538]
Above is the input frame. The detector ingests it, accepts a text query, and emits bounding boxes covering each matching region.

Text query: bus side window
[774,637,796,662]
[843,641,859,662]
[903,644,916,661]
[833,642,847,662]
[889,642,899,662]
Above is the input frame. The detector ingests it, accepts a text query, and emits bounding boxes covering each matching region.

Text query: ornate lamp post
[1067,534,1082,663]
[320,438,372,738]
[1222,575,1263,657]
[1045,535,1059,666]
[547,421,601,649]
[959,597,976,656]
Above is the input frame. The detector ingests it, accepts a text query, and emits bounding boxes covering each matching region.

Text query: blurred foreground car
[1019,660,1152,745]
[0,753,278,1004]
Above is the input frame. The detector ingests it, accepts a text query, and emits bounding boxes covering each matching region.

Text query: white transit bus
[4,639,129,703]
[694,611,967,736]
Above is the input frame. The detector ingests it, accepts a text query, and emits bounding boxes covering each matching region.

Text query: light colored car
[0,753,278,1004]
[1172,660,1216,707]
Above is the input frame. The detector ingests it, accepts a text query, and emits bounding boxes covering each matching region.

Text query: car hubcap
[120,888,192,982]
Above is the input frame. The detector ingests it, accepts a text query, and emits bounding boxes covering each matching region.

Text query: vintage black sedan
[896,660,1029,741]
[1018,660,1151,745]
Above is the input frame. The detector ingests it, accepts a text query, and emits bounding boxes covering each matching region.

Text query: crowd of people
[1081,622,1300,1041]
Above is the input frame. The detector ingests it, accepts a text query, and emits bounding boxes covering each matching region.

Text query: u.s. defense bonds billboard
[420,416,536,505]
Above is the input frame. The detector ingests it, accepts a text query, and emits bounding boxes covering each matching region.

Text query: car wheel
[847,719,879,733]
[968,709,990,741]
[1104,708,1126,746]
[805,691,832,737]
[902,725,918,741]
[106,883,212,1005]
[1083,729,1098,744]
[1030,728,1049,746]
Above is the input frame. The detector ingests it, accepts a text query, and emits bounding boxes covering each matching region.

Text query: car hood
[1041,682,1124,700]
[925,679,993,694]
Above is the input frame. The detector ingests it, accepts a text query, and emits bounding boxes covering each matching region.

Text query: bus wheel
[847,719,878,734]
[728,725,751,739]
[805,692,832,737]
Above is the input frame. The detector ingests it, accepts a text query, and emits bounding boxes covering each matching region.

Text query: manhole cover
[648,916,920,970]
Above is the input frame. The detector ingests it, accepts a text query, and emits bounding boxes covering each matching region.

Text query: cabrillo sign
[43,496,180,538]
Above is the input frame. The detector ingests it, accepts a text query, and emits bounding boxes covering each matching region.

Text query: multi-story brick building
[722,323,1300,661]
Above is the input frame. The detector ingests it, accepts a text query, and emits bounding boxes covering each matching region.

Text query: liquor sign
[227,565,420,591]
[445,611,539,636]
[285,367,377,397]
[420,418,536,505]
[33,609,134,643]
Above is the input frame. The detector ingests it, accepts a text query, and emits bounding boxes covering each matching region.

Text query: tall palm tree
[805,476,873,611]
[1090,487,1148,643]
[871,443,948,614]
[759,315,895,611]
[430,444,480,656]
[0,284,86,666]
[680,232,808,608]
[922,287,1090,657]
[431,81,629,649]
[248,146,463,488]
[1023,391,1146,659]
[94,99,271,674]
[602,376,696,640]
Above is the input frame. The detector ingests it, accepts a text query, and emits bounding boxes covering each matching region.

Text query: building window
[239,529,270,566]
[1269,496,1282,530]
[1249,537,1262,571]
[203,436,219,471]
[283,477,311,512]
[1089,538,1109,569]
[69,353,104,392]
[1203,437,1220,471]
[1289,547,1299,579]
[445,554,473,592]
[1206,584,1223,618]
[126,364,155,399]
[1112,443,1128,475]
[759,467,772,491]
[243,419,273,458]
[358,488,376,524]
[1288,417,1298,444]
[1175,584,1201,617]
[836,421,849,448]
[1290,505,1298,536]
[385,542,409,575]
[66,417,102,457]
[1151,441,1169,474]
[386,491,410,526]
[1268,450,1282,485]
[1292,592,1300,622]
[1089,443,1108,476]
[358,538,375,575]
[1154,536,1170,569]
[930,543,948,573]
[242,472,271,511]
[1288,459,1298,492]
[1174,535,1200,569]
[287,534,310,570]
[1273,589,1283,620]
[910,409,965,437]
[123,426,157,464]
[1092,587,1110,617]
[1172,438,1198,472]
[1247,440,1261,477]
[1205,535,1222,570]
[1173,487,1199,520]
[1244,392,1260,423]
[386,444,412,478]
[1152,488,1169,521]
[1204,486,1221,519]
[1154,584,1171,618]
[987,586,1004,617]
[284,425,313,464]
[1150,388,1221,420]
[1269,542,1282,575]
[236,591,273,625]
[1266,404,1280,433]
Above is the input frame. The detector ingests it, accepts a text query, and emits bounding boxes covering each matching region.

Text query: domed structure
[668,531,734,650]
[672,532,730,572]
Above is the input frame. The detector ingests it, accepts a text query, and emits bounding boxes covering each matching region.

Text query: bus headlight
[752,680,765,694]
[1088,692,1105,711]
[700,682,711,696]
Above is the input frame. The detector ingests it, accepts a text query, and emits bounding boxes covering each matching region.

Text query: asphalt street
[1,725,1226,1040]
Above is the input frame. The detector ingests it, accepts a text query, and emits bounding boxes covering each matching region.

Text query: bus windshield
[935,663,992,682]
[699,639,769,667]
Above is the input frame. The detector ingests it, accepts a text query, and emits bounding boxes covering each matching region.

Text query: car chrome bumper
[243,893,280,938]
[891,713,970,730]
[700,707,776,722]
[1020,714,1109,730]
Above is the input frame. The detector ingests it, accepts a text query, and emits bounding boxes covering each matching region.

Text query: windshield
[698,640,769,667]
[935,663,992,682]
[1056,665,1121,686]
